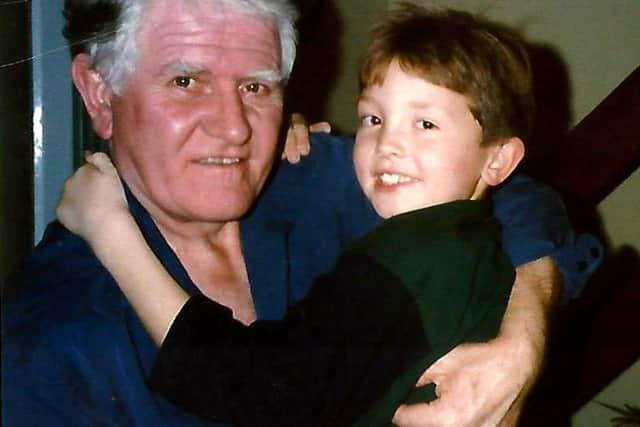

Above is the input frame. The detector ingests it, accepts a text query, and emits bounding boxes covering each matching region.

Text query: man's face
[107,0,283,227]
[354,60,491,219]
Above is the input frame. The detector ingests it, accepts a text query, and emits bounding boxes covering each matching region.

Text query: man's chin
[183,201,255,224]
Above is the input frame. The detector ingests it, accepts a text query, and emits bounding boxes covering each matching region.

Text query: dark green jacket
[148,199,514,427]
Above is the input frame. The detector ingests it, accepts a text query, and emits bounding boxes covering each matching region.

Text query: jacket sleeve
[491,174,603,300]
[3,303,148,427]
[148,253,430,427]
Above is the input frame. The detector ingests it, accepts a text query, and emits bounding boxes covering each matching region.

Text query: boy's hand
[56,152,129,244]
[281,112,331,163]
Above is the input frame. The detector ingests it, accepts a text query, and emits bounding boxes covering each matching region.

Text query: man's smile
[197,157,241,165]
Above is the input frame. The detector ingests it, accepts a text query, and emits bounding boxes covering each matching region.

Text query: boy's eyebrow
[357,94,377,106]
[358,95,440,112]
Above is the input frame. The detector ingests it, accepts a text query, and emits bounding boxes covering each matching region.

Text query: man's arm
[2,225,171,427]
[393,256,561,427]
[3,312,150,427]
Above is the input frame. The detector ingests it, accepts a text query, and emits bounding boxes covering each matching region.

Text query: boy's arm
[57,153,188,345]
[151,247,438,425]
[90,211,190,345]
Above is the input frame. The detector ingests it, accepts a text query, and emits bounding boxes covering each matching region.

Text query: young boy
[58,4,531,426]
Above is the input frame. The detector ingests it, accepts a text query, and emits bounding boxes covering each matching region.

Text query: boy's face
[354,60,493,219]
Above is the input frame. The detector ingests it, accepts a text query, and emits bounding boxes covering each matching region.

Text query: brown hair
[360,2,534,145]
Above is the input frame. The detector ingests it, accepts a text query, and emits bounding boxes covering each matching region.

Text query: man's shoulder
[273,132,354,181]
[6,221,96,277]
[251,132,362,216]
[3,221,123,338]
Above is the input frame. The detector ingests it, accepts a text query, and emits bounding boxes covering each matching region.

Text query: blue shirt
[1,133,601,427]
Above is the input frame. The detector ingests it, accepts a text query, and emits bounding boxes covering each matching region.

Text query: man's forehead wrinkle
[142,14,278,51]
[143,0,276,44]
[138,0,282,79]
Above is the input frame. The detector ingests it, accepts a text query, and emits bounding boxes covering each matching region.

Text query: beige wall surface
[320,1,639,425]
[324,0,389,134]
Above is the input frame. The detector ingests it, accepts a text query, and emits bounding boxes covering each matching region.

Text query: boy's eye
[173,76,195,89]
[361,115,381,127]
[417,120,437,130]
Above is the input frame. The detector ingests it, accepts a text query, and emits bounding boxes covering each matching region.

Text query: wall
[30,0,74,242]
[324,0,389,135]
[0,0,73,280]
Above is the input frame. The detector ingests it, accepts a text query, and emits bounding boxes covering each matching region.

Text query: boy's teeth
[379,173,411,185]
[199,157,240,165]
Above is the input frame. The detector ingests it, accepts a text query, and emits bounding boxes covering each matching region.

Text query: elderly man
[2,0,600,426]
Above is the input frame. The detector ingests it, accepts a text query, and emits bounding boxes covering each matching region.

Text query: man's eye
[361,115,381,127]
[243,82,268,94]
[417,120,437,130]
[173,76,195,89]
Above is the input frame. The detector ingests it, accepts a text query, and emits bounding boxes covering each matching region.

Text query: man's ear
[481,137,525,187]
[71,54,114,140]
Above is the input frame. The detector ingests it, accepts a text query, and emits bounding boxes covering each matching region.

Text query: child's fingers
[290,123,310,156]
[92,152,116,173]
[84,152,118,175]
[289,112,306,127]
[308,121,331,134]
[282,126,301,163]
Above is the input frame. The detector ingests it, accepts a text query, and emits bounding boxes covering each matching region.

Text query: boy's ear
[71,54,114,140]
[482,137,525,187]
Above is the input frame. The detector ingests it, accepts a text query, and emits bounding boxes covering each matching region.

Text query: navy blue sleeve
[492,174,603,300]
[2,225,135,427]
[241,132,382,319]
[2,222,224,427]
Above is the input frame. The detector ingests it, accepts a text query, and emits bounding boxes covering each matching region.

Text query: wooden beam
[546,66,640,207]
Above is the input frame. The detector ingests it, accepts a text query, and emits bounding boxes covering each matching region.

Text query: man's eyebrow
[160,60,207,75]
[245,69,283,83]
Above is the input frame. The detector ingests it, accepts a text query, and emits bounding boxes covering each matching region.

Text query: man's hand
[392,257,561,427]
[56,152,128,243]
[281,112,331,163]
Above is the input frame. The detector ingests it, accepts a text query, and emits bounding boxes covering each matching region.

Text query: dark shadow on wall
[519,65,640,425]
[521,245,640,427]
[0,2,33,281]
[285,0,342,126]
[519,43,573,184]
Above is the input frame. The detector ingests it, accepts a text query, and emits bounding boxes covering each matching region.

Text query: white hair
[88,0,146,95]
[82,0,298,95]
[218,0,298,81]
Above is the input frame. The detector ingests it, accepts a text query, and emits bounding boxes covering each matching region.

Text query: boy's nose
[376,127,405,157]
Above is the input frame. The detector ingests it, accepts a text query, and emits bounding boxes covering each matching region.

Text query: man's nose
[200,89,251,144]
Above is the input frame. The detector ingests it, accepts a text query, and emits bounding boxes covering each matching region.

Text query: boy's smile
[354,60,493,219]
